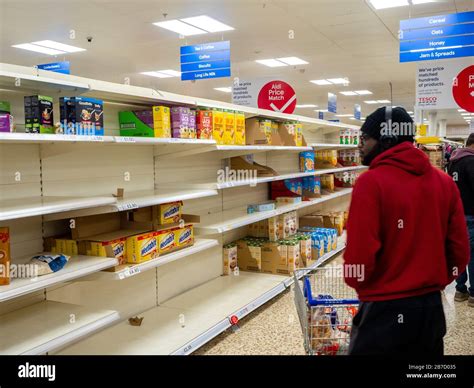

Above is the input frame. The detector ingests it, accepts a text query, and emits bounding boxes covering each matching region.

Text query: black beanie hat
[361,106,415,144]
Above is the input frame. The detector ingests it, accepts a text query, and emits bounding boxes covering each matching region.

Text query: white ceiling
[0,0,473,125]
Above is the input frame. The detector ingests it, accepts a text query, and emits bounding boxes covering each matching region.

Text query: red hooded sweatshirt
[344,142,470,301]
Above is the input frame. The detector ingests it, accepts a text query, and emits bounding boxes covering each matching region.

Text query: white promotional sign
[416,58,473,111]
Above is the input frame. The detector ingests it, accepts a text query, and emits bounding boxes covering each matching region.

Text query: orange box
[0,227,11,286]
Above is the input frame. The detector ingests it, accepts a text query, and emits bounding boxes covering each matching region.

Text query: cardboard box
[261,242,292,276]
[234,111,246,145]
[223,243,238,275]
[119,109,154,137]
[278,122,307,146]
[197,109,213,139]
[0,114,13,132]
[230,156,278,177]
[25,95,54,134]
[153,106,171,138]
[212,109,225,144]
[157,201,182,225]
[236,240,261,272]
[0,227,11,286]
[247,201,276,214]
[126,231,159,264]
[299,215,325,228]
[245,118,283,145]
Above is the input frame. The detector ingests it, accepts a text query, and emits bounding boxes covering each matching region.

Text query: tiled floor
[196,257,474,355]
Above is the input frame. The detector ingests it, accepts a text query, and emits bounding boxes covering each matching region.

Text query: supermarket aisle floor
[196,267,474,355]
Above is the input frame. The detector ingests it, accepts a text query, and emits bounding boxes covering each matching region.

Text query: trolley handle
[303,277,359,306]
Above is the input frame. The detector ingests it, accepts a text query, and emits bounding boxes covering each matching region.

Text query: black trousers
[349,291,447,355]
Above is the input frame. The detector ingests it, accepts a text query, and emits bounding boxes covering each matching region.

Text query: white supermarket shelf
[163,166,366,191]
[56,271,286,355]
[0,300,119,355]
[114,136,216,146]
[0,254,119,302]
[42,188,218,221]
[0,63,359,131]
[0,132,115,144]
[310,143,359,150]
[0,196,117,221]
[91,239,219,281]
[195,188,353,234]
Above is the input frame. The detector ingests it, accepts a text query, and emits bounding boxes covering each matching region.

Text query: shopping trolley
[294,267,359,355]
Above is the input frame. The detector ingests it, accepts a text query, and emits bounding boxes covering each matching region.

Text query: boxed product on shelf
[0,101,10,114]
[223,242,238,275]
[279,121,305,147]
[321,174,335,192]
[52,238,79,255]
[245,118,283,145]
[119,109,154,137]
[61,97,104,135]
[247,201,276,214]
[302,176,321,198]
[236,238,262,272]
[223,110,235,145]
[0,113,13,132]
[234,111,246,145]
[24,95,54,134]
[156,223,194,255]
[339,129,359,145]
[0,227,11,286]
[338,150,361,166]
[296,233,312,266]
[279,211,299,238]
[276,196,302,205]
[157,201,183,225]
[299,151,315,172]
[152,106,172,138]
[188,110,197,139]
[126,231,160,264]
[196,109,213,139]
[315,150,338,168]
[171,106,196,138]
[212,109,225,144]
[301,212,344,236]
[270,178,303,200]
[268,217,279,241]
[174,224,194,249]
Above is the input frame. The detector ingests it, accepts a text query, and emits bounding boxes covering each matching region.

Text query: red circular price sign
[452,65,474,113]
[257,80,297,114]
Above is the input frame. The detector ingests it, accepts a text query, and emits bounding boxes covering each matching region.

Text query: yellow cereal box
[175,225,194,248]
[157,201,182,225]
[260,120,273,145]
[126,232,159,264]
[235,111,246,145]
[90,238,127,265]
[65,240,78,256]
[156,230,177,255]
[212,109,225,144]
[295,122,303,146]
[152,106,171,138]
[223,110,235,145]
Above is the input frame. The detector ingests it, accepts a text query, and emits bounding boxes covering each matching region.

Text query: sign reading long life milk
[416,59,474,111]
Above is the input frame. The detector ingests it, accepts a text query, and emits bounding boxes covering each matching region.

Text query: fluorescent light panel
[153,20,207,36]
[354,90,372,95]
[327,78,349,85]
[340,91,358,96]
[33,40,85,53]
[180,15,234,32]
[214,87,232,93]
[310,80,332,85]
[277,57,308,65]
[296,104,318,108]
[335,114,353,117]
[255,59,288,67]
[369,0,435,9]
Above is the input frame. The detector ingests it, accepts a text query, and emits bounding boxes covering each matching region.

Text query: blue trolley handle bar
[304,277,359,307]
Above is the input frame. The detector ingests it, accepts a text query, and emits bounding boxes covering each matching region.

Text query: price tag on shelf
[122,266,141,278]
[116,136,136,143]
[85,136,104,142]
[117,202,139,211]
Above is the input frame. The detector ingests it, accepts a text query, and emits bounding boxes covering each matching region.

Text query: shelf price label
[117,202,139,211]
[86,136,104,142]
[116,136,136,143]
[121,266,141,279]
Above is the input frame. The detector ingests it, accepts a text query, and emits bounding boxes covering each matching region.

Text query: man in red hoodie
[344,106,469,355]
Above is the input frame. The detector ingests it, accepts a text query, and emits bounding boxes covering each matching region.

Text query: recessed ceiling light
[458,109,466,112]
[461,113,471,116]
[296,104,318,108]
[364,100,379,104]
[354,90,373,95]
[153,20,207,36]
[377,100,391,104]
[141,70,181,78]
[340,91,358,96]
[32,40,85,53]
[335,114,353,117]
[407,111,414,114]
[180,15,234,33]
[12,43,66,55]
[369,0,436,9]
[310,80,332,85]
[277,57,308,65]
[327,78,349,85]
[255,59,288,67]
[316,109,328,112]
[214,87,232,93]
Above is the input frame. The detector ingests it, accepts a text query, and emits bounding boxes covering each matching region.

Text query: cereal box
[171,107,190,138]
[157,230,177,255]
[212,109,225,144]
[89,238,127,265]
[152,106,171,138]
[223,243,237,275]
[234,111,246,145]
[188,110,197,139]
[0,227,11,286]
[223,110,235,145]
[24,95,54,134]
[299,151,315,172]
[157,201,182,225]
[197,109,213,139]
[175,225,194,248]
[126,232,159,264]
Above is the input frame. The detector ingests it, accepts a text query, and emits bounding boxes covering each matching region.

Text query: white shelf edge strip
[23,311,120,355]
[109,239,219,280]
[173,244,346,355]
[0,256,119,302]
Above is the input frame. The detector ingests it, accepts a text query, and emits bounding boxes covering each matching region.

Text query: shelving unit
[91,239,219,281]
[0,301,119,355]
[0,254,119,302]
[0,62,358,356]
[310,143,359,150]
[196,188,353,234]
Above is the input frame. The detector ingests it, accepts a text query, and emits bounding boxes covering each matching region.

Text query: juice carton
[152,106,171,138]
[197,109,213,139]
[0,227,11,285]
[212,109,225,144]
[126,232,159,264]
[234,111,246,145]
[223,110,236,145]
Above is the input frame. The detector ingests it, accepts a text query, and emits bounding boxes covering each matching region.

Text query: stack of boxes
[59,96,104,135]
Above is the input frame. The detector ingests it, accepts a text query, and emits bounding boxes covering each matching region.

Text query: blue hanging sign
[180,41,231,81]
[37,61,70,74]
